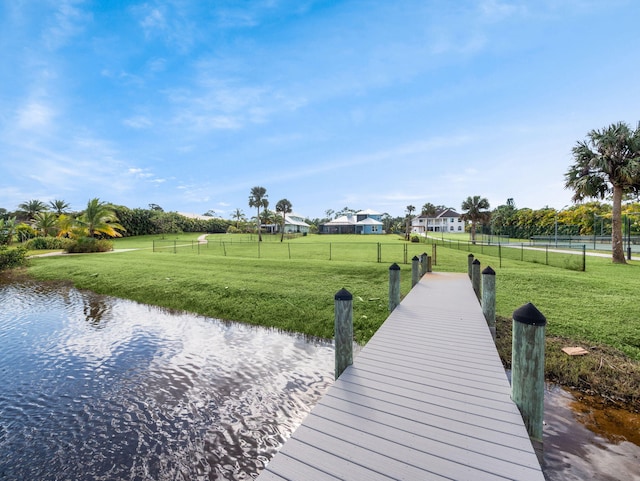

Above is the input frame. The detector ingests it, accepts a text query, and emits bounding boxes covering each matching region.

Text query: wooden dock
[257,272,545,480]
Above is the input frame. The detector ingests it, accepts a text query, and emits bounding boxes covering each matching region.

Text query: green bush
[0,245,28,271]
[65,237,113,253]
[226,225,241,234]
[25,237,74,250]
[15,223,36,242]
[410,234,421,243]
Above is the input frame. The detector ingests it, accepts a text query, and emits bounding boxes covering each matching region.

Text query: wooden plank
[257,272,545,480]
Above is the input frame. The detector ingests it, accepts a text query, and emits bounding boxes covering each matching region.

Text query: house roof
[356,209,382,216]
[285,213,310,227]
[357,217,383,225]
[415,208,461,220]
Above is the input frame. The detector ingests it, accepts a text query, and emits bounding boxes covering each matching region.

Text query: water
[0,279,334,480]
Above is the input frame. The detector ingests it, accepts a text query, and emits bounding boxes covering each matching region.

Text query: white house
[320,209,384,234]
[412,208,465,234]
[282,212,311,234]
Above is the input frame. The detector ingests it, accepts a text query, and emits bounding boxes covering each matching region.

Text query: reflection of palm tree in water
[83,292,111,327]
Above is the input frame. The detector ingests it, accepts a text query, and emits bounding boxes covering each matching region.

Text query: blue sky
[2,1,639,220]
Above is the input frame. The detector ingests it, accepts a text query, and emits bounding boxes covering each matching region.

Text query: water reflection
[0,279,334,480]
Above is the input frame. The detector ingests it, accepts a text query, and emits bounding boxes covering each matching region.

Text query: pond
[0,279,334,480]
[0,278,638,480]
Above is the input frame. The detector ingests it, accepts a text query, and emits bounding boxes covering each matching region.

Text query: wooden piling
[389,263,401,312]
[411,256,420,287]
[427,255,432,273]
[511,302,546,451]
[334,288,353,380]
[481,266,496,340]
[432,243,437,265]
[420,253,428,277]
[467,253,474,279]
[471,259,481,301]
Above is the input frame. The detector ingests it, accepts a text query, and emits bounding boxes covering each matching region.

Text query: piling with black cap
[467,253,474,279]
[482,266,496,340]
[512,302,546,448]
[388,263,401,312]
[471,259,481,301]
[411,256,420,287]
[420,253,428,277]
[334,288,353,380]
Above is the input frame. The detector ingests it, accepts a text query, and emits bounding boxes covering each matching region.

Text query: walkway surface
[257,272,545,480]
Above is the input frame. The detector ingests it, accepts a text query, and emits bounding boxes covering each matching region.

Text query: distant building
[412,208,464,234]
[282,212,311,234]
[320,209,384,234]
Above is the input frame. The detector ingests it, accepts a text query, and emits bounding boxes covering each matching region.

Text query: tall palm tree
[461,196,490,244]
[405,205,415,240]
[76,198,125,238]
[49,199,70,215]
[248,186,268,242]
[275,198,293,241]
[565,121,640,263]
[18,199,48,221]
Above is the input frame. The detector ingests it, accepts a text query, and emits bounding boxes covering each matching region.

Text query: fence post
[481,266,496,340]
[334,288,353,380]
[411,256,420,287]
[511,302,546,453]
[389,263,401,312]
[467,253,474,279]
[472,259,481,301]
[427,255,432,273]
[420,252,428,277]
[432,244,437,265]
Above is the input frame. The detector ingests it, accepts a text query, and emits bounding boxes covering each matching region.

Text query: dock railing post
[432,243,437,265]
[334,288,353,380]
[388,263,401,312]
[511,302,546,454]
[427,255,432,273]
[411,256,420,287]
[420,253,428,277]
[467,253,474,279]
[481,266,496,340]
[471,259,481,301]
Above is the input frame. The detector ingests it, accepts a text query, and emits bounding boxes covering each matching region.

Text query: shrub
[15,223,36,242]
[226,225,241,234]
[0,246,28,271]
[410,234,421,243]
[25,237,74,250]
[65,237,113,253]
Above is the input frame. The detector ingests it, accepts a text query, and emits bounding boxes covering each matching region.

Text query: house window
[458,226,462,231]
[450,218,454,223]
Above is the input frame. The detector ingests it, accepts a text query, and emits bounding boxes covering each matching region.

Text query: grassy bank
[24,233,640,409]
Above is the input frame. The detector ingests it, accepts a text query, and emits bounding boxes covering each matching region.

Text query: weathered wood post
[388,263,401,312]
[481,266,496,340]
[467,253,474,279]
[420,253,428,277]
[334,288,353,380]
[427,255,432,273]
[411,256,420,287]
[432,243,437,265]
[471,258,481,301]
[511,302,546,453]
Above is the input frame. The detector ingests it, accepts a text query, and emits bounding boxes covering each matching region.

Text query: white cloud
[123,116,153,129]
[17,101,55,129]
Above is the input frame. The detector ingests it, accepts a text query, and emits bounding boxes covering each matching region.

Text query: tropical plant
[0,217,17,245]
[18,199,48,221]
[76,198,125,238]
[231,208,246,229]
[248,186,268,242]
[421,203,437,216]
[405,205,415,240]
[565,121,640,263]
[33,211,59,237]
[461,195,490,244]
[275,198,293,241]
[49,199,70,215]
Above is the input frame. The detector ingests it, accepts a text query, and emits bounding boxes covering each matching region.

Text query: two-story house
[320,209,384,234]
[412,208,465,234]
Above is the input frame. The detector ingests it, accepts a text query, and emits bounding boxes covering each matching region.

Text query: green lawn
[24,233,640,361]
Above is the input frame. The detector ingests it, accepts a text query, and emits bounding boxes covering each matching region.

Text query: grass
[21,232,640,409]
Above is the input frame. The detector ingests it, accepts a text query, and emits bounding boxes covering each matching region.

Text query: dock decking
[258,272,545,480]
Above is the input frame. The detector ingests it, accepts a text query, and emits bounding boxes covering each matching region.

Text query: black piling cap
[472,259,480,265]
[513,302,547,326]
[412,255,419,261]
[468,253,474,258]
[422,252,428,256]
[389,263,400,270]
[335,288,352,301]
[482,266,496,275]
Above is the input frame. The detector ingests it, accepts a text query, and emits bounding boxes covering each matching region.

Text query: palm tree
[56,214,78,238]
[33,212,59,237]
[18,199,48,221]
[275,199,293,241]
[76,198,125,238]
[421,203,437,216]
[461,196,490,244]
[405,205,415,240]
[231,208,246,229]
[248,186,268,242]
[565,121,640,263]
[49,199,70,215]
